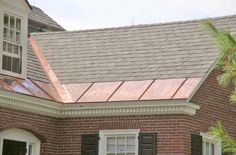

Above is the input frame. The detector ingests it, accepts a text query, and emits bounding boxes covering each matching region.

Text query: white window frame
[201,133,222,155]
[99,129,140,155]
[0,128,41,155]
[0,2,28,79]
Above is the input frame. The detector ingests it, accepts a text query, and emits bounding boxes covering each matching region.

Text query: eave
[0,89,200,118]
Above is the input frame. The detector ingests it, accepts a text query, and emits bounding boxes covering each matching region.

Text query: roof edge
[0,89,200,118]
[30,14,236,36]
[187,58,218,102]
[25,0,32,10]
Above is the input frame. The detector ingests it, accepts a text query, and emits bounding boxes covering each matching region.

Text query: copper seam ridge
[138,80,155,100]
[29,37,72,102]
[15,79,34,95]
[29,79,56,101]
[76,83,94,102]
[171,78,188,99]
[107,81,125,101]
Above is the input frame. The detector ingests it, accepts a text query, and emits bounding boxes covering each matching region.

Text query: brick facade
[0,107,59,155]
[0,69,236,155]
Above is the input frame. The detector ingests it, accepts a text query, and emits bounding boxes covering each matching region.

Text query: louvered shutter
[191,134,202,155]
[82,134,99,155]
[139,133,157,155]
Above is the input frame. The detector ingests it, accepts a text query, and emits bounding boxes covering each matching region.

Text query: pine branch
[209,121,236,153]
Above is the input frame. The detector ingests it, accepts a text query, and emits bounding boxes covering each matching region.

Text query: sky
[27,0,236,31]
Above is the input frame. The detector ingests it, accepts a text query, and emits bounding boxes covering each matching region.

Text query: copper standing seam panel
[62,83,92,102]
[78,81,122,102]
[109,80,153,101]
[8,80,32,95]
[19,79,52,100]
[141,78,186,100]
[0,79,12,91]
[29,37,72,102]
[173,78,202,99]
[33,80,61,101]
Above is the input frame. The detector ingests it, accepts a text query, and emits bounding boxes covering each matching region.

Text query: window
[2,13,22,74]
[99,130,139,155]
[201,133,222,155]
[0,128,41,155]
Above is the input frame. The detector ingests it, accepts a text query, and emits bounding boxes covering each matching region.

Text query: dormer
[0,0,31,78]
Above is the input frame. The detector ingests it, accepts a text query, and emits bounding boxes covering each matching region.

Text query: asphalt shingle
[31,15,236,84]
[29,6,64,31]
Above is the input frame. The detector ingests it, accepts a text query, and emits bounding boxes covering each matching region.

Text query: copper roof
[0,74,201,103]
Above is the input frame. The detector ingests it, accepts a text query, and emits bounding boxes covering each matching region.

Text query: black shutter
[82,134,99,155]
[191,134,202,155]
[139,133,157,155]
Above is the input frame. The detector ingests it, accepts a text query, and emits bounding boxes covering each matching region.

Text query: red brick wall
[1,69,236,155]
[0,107,59,155]
[189,69,236,154]
[58,115,189,155]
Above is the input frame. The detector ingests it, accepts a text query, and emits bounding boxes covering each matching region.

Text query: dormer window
[0,0,31,78]
[3,13,22,74]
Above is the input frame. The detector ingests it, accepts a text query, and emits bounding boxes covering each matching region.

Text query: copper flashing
[78,81,122,102]
[141,78,186,100]
[109,80,153,101]
[29,37,73,102]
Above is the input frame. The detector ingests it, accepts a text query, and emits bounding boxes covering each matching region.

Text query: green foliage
[209,121,236,153]
[204,21,236,153]
[203,21,236,102]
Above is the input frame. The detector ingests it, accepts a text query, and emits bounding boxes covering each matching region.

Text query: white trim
[0,89,200,118]
[0,1,28,79]
[99,129,140,155]
[0,128,40,155]
[201,133,222,155]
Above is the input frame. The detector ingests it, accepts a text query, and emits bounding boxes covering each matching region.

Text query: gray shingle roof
[27,43,48,83]
[29,6,64,31]
[31,15,236,84]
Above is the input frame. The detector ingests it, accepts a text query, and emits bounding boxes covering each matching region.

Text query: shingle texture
[29,6,64,31]
[31,15,236,84]
[27,43,48,82]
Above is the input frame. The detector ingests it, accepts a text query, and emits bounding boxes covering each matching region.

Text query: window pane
[107,137,116,153]
[29,144,33,155]
[12,58,21,73]
[3,42,7,52]
[127,145,135,152]
[211,144,215,155]
[117,137,125,145]
[107,145,115,153]
[4,28,8,40]
[4,14,9,27]
[107,137,115,145]
[7,44,13,53]
[10,30,15,42]
[16,18,21,31]
[16,32,21,44]
[14,45,19,55]
[10,16,15,29]
[117,137,125,153]
[127,137,135,152]
[2,55,12,71]
[206,142,210,155]
[127,137,135,145]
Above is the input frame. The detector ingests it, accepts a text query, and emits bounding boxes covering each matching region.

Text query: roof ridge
[30,14,236,36]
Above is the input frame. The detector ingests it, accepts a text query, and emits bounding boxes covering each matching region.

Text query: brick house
[0,0,236,155]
